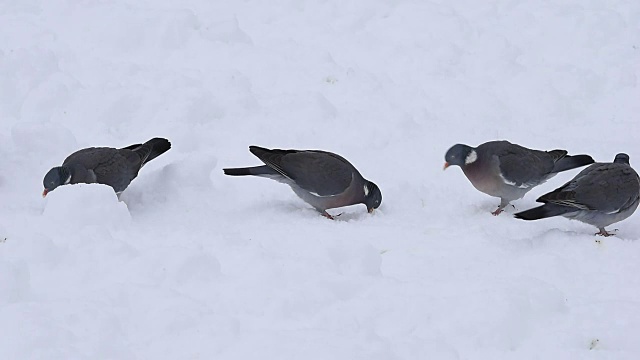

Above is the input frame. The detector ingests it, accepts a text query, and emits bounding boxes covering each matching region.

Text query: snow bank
[42,184,131,229]
[1,0,640,359]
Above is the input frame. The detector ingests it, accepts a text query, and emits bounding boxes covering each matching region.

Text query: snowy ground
[1,0,640,358]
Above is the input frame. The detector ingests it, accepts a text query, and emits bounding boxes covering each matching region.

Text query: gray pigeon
[223,146,382,219]
[42,137,171,197]
[444,140,594,215]
[515,153,640,236]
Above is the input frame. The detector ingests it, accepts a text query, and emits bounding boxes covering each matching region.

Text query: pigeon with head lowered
[43,137,171,197]
[515,153,640,236]
[444,140,594,215]
[223,146,382,219]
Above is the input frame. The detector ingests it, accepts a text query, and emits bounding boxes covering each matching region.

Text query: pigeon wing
[251,147,355,196]
[539,163,640,213]
[64,147,140,191]
[494,144,556,188]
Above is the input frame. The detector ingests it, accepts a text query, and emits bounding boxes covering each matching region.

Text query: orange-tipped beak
[42,189,49,198]
[443,162,450,170]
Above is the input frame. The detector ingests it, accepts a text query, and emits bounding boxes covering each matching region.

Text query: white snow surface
[1,0,640,358]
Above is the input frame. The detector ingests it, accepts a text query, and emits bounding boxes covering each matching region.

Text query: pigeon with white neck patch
[42,137,171,197]
[223,146,382,219]
[444,140,594,215]
[515,153,640,236]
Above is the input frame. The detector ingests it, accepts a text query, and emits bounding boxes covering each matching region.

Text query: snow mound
[42,184,131,229]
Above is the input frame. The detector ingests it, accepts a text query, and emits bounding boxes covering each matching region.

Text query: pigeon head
[614,153,630,165]
[363,181,382,213]
[444,144,475,169]
[42,166,71,197]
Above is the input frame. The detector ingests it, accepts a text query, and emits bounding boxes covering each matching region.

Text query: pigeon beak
[42,189,49,198]
[443,162,450,170]
[368,207,374,214]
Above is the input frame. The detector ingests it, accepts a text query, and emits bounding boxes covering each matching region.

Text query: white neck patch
[364,184,369,196]
[465,150,478,165]
[64,174,72,184]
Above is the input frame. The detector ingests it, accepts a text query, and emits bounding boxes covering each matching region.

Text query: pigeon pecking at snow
[515,153,640,236]
[444,140,594,215]
[42,137,171,197]
[223,146,382,219]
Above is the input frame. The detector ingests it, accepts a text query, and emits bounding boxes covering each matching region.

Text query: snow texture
[1,0,640,358]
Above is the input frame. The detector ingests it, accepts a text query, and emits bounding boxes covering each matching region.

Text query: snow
[1,0,640,358]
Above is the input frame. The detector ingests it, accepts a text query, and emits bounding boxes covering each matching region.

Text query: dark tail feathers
[552,154,594,173]
[514,203,574,220]
[123,138,171,166]
[223,165,278,176]
[249,145,297,159]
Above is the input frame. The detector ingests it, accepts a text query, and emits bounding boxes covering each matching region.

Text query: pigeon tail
[249,145,298,159]
[121,143,142,151]
[126,138,171,166]
[551,154,594,173]
[223,165,278,176]
[514,203,574,220]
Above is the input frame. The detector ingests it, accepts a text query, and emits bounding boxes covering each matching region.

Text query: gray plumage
[42,138,171,197]
[444,140,594,215]
[223,146,382,218]
[515,153,640,236]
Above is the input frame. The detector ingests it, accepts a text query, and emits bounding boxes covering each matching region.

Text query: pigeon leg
[595,228,616,237]
[492,199,510,216]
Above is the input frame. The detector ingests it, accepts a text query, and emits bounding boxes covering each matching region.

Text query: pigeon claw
[322,212,344,220]
[491,208,504,216]
[595,228,616,237]
[321,212,335,220]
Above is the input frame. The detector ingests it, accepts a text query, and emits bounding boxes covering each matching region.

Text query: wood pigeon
[42,137,171,197]
[223,146,382,219]
[515,153,640,236]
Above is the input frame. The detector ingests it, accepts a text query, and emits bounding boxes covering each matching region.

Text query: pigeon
[223,146,382,219]
[42,137,171,197]
[515,153,640,236]
[444,140,594,215]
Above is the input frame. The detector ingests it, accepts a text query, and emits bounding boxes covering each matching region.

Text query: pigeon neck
[58,166,72,184]
[464,150,478,165]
